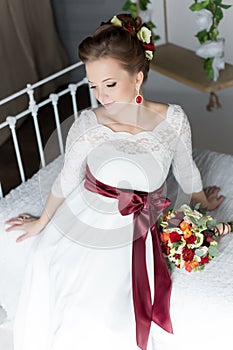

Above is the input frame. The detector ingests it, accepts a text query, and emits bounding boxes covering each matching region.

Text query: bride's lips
[103,102,114,108]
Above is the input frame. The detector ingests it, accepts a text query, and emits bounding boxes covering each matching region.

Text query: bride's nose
[96,87,109,103]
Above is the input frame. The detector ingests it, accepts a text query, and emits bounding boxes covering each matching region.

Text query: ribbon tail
[132,216,152,350]
[151,224,173,334]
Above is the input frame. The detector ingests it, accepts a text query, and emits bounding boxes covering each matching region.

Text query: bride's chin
[103,103,121,115]
[104,102,135,115]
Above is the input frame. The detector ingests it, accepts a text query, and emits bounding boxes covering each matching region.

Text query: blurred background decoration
[0,0,69,145]
[189,0,232,81]
[122,0,160,41]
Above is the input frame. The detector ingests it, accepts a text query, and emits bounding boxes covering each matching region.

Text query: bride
[6,13,224,350]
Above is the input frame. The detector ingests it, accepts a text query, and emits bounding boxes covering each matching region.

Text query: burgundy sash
[84,164,173,350]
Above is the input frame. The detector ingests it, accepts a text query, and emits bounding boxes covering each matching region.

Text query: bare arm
[5,192,64,243]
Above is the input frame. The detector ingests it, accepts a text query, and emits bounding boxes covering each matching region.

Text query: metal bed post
[69,84,78,120]
[6,116,26,183]
[0,61,97,198]
[0,183,3,199]
[27,84,46,168]
[50,93,64,155]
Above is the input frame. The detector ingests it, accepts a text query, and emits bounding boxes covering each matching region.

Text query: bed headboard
[0,62,98,198]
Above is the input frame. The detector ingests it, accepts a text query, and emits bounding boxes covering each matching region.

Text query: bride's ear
[135,71,144,89]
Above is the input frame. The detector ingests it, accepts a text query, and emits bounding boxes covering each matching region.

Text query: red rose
[182,246,195,262]
[145,43,155,51]
[170,231,181,243]
[200,255,210,264]
[126,24,134,32]
[174,253,181,259]
[184,234,196,244]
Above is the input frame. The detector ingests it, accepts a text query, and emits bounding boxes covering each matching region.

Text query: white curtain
[0,0,69,143]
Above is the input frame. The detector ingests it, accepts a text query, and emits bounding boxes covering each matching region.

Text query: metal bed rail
[0,62,98,198]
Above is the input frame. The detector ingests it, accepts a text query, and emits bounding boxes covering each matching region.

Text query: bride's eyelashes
[106,82,117,88]
[89,82,117,89]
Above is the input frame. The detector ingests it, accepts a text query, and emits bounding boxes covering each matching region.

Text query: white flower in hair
[145,50,153,60]
[137,26,152,44]
[110,16,123,27]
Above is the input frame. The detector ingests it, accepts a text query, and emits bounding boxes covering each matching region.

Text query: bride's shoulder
[147,102,185,119]
[65,108,99,147]
[70,108,98,130]
[146,101,169,119]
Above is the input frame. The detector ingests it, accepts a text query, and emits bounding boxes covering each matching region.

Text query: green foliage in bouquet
[122,0,160,41]
[189,0,232,80]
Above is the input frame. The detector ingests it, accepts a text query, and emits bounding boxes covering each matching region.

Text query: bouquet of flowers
[159,204,233,272]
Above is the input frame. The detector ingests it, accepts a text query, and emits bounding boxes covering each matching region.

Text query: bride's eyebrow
[88,78,115,83]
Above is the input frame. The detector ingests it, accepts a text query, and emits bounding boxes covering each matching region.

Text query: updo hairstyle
[78,13,154,82]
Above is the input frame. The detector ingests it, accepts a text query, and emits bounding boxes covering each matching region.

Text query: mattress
[0,148,232,349]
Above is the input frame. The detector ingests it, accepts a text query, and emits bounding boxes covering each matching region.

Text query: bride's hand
[204,186,225,211]
[5,214,44,243]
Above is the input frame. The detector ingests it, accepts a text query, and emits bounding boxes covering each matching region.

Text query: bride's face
[85,57,143,113]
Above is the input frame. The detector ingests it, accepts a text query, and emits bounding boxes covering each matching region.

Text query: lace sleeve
[171,107,203,194]
[51,110,98,198]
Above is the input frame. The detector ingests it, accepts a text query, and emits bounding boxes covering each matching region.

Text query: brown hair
[78,13,154,82]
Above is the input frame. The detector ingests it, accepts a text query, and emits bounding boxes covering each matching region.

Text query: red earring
[135,87,143,104]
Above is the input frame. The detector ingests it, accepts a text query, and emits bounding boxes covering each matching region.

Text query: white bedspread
[0,149,233,349]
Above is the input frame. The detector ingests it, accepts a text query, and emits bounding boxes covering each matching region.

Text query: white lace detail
[111,137,161,154]
[52,105,203,197]
[168,105,203,193]
[52,110,112,197]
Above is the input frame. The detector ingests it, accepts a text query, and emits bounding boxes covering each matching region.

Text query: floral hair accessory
[159,204,233,273]
[110,15,155,60]
[137,26,151,44]
[110,15,123,27]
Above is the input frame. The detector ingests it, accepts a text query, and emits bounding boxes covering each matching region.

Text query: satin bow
[84,164,173,350]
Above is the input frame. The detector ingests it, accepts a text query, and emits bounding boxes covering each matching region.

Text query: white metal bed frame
[0,62,98,199]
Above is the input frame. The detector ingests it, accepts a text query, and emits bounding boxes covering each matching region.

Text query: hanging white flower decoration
[196,40,225,81]
[195,9,213,32]
[196,40,224,59]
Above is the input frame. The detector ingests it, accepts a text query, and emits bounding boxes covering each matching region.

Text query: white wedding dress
[13,104,202,350]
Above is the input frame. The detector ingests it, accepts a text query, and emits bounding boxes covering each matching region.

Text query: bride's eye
[89,85,96,89]
[107,82,117,88]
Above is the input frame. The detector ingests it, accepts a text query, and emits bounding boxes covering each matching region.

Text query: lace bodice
[52,104,203,197]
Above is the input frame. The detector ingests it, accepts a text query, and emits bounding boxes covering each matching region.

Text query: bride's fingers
[16,233,30,243]
[18,214,30,219]
[5,217,22,224]
[205,186,221,197]
[204,187,215,195]
[5,224,26,232]
[216,194,225,204]
[5,213,34,223]
[212,189,223,199]
[211,186,220,194]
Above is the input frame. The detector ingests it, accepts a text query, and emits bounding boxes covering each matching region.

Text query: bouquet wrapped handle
[214,222,233,236]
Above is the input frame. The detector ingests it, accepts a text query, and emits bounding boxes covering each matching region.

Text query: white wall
[162,0,233,64]
[52,0,233,154]
[52,0,127,65]
[145,0,233,155]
